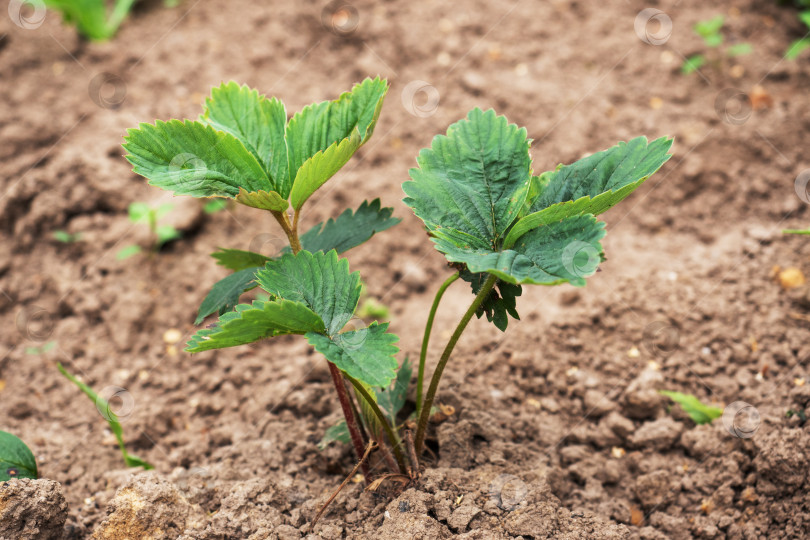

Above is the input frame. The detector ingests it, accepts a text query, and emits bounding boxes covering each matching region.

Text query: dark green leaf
[460,270,521,332]
[659,390,723,425]
[298,199,401,254]
[376,358,412,426]
[0,431,37,481]
[201,82,290,196]
[211,249,271,271]
[123,120,270,198]
[195,267,261,324]
[256,250,361,336]
[186,300,326,352]
[307,322,399,387]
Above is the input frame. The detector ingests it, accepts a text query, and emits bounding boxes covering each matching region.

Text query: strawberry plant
[660,390,723,424]
[682,15,752,74]
[42,0,136,41]
[123,77,672,480]
[0,431,38,481]
[116,201,180,260]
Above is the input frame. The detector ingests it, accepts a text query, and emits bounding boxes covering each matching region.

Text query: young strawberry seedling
[42,0,135,41]
[116,201,180,260]
[659,390,723,425]
[124,78,672,484]
[682,15,752,75]
[57,363,153,469]
[0,431,38,481]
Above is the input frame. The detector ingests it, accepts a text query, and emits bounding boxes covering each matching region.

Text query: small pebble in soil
[778,267,806,289]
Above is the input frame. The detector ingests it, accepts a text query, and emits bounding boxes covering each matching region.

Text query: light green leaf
[116,245,142,260]
[435,214,606,287]
[128,202,151,223]
[307,322,399,388]
[156,225,180,246]
[297,199,401,254]
[0,431,37,481]
[727,43,752,57]
[186,300,326,352]
[203,199,228,214]
[195,267,262,324]
[290,131,362,210]
[786,38,810,60]
[211,249,271,271]
[318,420,350,450]
[123,119,270,198]
[201,82,290,196]
[403,108,532,246]
[235,188,289,212]
[255,250,361,336]
[505,137,672,248]
[659,390,723,425]
[682,54,706,74]
[694,15,724,42]
[285,77,388,186]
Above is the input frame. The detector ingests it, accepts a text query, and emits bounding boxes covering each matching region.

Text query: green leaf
[800,10,810,29]
[201,82,290,196]
[318,420,350,450]
[128,202,151,223]
[783,228,810,235]
[123,119,270,198]
[694,15,724,43]
[298,199,401,254]
[285,77,388,186]
[403,108,532,245]
[235,188,289,212]
[194,267,262,324]
[786,38,810,60]
[0,431,37,481]
[659,390,723,425]
[505,136,672,248]
[307,322,399,388]
[53,230,80,243]
[290,131,362,210]
[256,250,361,336]
[376,358,412,426]
[186,300,326,352]
[116,245,142,260]
[203,199,228,214]
[155,203,174,220]
[682,54,706,74]
[727,43,752,57]
[703,33,723,47]
[460,269,521,332]
[156,225,180,246]
[435,214,606,287]
[211,249,271,271]
[56,363,153,470]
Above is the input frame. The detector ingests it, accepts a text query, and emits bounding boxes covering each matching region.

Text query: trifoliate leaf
[307,322,399,388]
[186,300,325,352]
[255,250,360,336]
[504,137,672,248]
[211,249,271,271]
[376,357,412,426]
[403,108,532,245]
[286,77,387,187]
[195,267,261,324]
[0,431,37,481]
[460,270,521,332]
[290,131,362,210]
[235,188,289,212]
[297,199,401,254]
[201,82,290,196]
[123,119,270,198]
[659,390,723,425]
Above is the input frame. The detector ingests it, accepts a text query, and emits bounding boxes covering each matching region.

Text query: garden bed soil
[2,0,810,538]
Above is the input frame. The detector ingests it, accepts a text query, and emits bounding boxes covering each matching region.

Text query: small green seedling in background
[786,9,810,59]
[123,78,671,483]
[57,363,153,469]
[117,201,180,260]
[53,230,81,243]
[0,431,38,481]
[682,15,752,74]
[42,0,136,41]
[203,199,229,214]
[659,390,723,424]
[24,340,57,355]
[356,285,390,321]
[786,408,808,425]
[783,227,810,235]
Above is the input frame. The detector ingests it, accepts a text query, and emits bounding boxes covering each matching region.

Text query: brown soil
[2,0,810,538]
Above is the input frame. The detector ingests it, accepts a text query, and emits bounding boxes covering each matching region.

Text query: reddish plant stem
[328,362,370,479]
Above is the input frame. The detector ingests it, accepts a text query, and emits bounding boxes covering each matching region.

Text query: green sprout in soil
[659,390,723,424]
[0,431,38,481]
[786,9,810,59]
[783,227,810,235]
[203,199,229,214]
[117,201,180,260]
[53,230,81,243]
[57,363,153,469]
[123,78,671,486]
[24,340,57,355]
[682,15,752,74]
[42,0,136,41]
